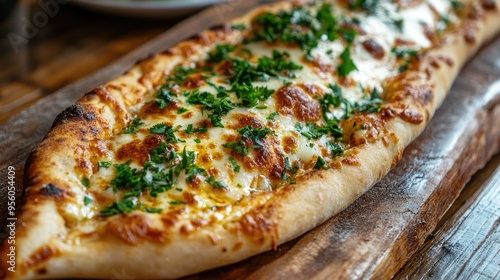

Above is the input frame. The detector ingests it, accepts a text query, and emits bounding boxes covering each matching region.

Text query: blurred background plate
[71,0,230,18]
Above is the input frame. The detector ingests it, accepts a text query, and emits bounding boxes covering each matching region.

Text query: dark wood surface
[0,1,499,279]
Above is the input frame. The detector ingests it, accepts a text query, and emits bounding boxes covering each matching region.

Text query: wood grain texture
[394,154,500,280]
[0,1,498,279]
[0,2,174,124]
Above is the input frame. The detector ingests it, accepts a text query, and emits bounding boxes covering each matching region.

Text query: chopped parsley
[250,4,341,60]
[83,196,93,206]
[100,198,137,216]
[231,23,247,31]
[222,142,249,157]
[348,0,380,13]
[314,156,330,169]
[81,177,90,187]
[281,157,298,183]
[320,84,383,124]
[176,148,207,182]
[206,176,228,189]
[185,124,208,134]
[296,122,329,140]
[123,118,144,134]
[98,161,111,168]
[392,47,418,73]
[165,66,198,85]
[155,84,176,109]
[150,123,183,143]
[145,207,163,213]
[267,112,279,121]
[187,91,234,127]
[169,200,185,205]
[177,107,189,114]
[233,83,275,108]
[207,44,236,63]
[337,46,358,77]
[451,0,464,11]
[223,126,274,156]
[327,141,344,157]
[228,157,241,172]
[256,50,303,79]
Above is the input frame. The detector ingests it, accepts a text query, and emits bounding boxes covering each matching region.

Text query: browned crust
[1,0,500,279]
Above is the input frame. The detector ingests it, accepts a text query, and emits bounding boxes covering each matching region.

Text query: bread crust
[2,0,500,279]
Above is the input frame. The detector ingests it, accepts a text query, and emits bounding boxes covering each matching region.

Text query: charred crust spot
[186,33,203,42]
[36,268,47,275]
[107,214,168,244]
[39,184,64,198]
[51,105,86,128]
[160,48,174,55]
[464,26,477,44]
[362,39,385,60]
[209,23,231,32]
[481,0,496,10]
[23,246,60,270]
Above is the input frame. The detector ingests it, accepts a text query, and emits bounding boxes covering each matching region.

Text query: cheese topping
[67,0,463,229]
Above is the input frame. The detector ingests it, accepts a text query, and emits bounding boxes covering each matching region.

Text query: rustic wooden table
[0,1,498,279]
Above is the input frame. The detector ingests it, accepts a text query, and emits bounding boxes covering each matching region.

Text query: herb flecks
[123,118,144,134]
[150,123,183,143]
[100,143,208,216]
[250,4,343,60]
[206,176,228,189]
[223,126,274,156]
[337,46,358,77]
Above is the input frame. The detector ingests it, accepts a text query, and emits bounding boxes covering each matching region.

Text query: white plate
[71,0,229,18]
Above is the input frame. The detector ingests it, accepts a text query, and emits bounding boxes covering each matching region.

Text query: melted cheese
[71,0,461,223]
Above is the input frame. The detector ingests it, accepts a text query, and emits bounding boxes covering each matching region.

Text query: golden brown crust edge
[2,0,500,279]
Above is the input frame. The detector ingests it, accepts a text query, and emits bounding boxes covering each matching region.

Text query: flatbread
[2,0,499,279]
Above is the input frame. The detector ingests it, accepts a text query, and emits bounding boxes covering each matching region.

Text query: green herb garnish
[228,157,241,172]
[123,118,144,134]
[98,161,111,168]
[337,46,358,77]
[206,176,228,189]
[314,157,330,169]
[82,177,90,187]
[150,123,182,143]
[84,196,93,206]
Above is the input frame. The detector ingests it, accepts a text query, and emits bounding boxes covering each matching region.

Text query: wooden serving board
[0,1,499,279]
